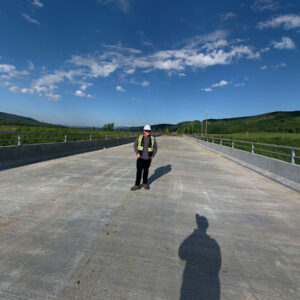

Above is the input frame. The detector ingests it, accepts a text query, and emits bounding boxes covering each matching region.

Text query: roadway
[0,136,299,299]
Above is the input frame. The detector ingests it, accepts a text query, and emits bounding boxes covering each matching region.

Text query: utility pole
[201,118,203,137]
[205,111,208,137]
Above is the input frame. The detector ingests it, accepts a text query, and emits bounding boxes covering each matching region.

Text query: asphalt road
[0,136,299,299]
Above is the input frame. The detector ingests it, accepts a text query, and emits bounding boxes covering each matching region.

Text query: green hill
[157,111,300,134]
[1,110,300,134]
[126,123,174,132]
[0,112,65,128]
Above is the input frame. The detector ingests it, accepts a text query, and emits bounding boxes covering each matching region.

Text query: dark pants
[135,158,151,185]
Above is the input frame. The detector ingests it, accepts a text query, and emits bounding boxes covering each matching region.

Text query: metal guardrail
[191,135,300,165]
[0,131,138,147]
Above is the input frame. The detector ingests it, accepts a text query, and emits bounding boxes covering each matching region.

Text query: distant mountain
[127,111,300,134]
[173,111,300,134]
[0,112,66,128]
[1,110,300,133]
[122,123,174,132]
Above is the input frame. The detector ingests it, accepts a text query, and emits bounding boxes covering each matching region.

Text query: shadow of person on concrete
[179,215,221,300]
[148,164,172,185]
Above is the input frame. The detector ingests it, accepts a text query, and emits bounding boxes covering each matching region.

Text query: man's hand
[137,154,141,158]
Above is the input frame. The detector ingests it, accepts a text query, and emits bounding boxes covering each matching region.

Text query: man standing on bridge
[131,124,157,191]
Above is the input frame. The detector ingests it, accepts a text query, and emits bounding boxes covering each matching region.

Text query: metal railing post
[251,143,254,154]
[64,133,67,143]
[117,134,119,139]
[291,149,295,164]
[212,138,214,144]
[89,134,92,141]
[18,133,22,146]
[106,134,108,140]
[232,141,234,148]
[220,139,223,146]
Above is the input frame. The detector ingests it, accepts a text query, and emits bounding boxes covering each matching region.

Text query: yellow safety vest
[137,134,155,152]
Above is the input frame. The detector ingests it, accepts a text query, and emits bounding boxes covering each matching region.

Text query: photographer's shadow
[148,164,172,185]
[179,215,221,300]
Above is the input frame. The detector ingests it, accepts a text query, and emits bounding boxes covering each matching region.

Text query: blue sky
[0,0,300,127]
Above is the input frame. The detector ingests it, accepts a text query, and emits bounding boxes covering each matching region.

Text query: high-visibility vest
[137,134,155,153]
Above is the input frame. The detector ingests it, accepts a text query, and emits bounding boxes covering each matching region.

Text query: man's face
[144,130,151,136]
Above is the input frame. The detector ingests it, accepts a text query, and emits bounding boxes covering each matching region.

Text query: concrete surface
[184,135,300,192]
[0,137,136,171]
[0,136,299,299]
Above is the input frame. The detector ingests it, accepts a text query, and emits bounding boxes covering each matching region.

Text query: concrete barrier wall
[0,137,136,170]
[184,135,300,192]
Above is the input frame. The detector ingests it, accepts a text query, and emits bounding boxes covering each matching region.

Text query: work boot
[143,184,150,190]
[130,185,140,191]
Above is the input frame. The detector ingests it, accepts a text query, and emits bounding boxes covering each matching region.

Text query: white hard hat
[144,124,151,131]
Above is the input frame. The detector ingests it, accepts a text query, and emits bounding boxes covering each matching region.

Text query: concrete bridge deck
[0,136,299,299]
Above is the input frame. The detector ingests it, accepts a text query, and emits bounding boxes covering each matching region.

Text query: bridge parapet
[0,137,136,170]
[185,135,300,192]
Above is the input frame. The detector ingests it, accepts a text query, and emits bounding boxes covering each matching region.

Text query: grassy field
[199,132,300,165]
[208,132,300,147]
[0,125,135,146]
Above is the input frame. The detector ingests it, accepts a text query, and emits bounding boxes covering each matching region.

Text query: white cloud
[202,39,229,51]
[75,90,85,97]
[261,47,271,53]
[80,83,92,91]
[75,88,93,98]
[102,43,142,54]
[32,0,43,8]
[125,68,135,74]
[260,62,287,70]
[137,45,259,72]
[186,30,229,48]
[22,13,40,25]
[202,79,242,91]
[212,80,229,87]
[0,75,11,80]
[1,32,265,102]
[3,81,11,86]
[67,33,260,80]
[258,14,300,30]
[201,88,213,92]
[116,85,126,92]
[251,0,280,12]
[45,92,60,101]
[0,63,29,78]
[70,55,118,78]
[129,79,150,87]
[221,12,237,20]
[28,61,35,70]
[272,37,296,49]
[33,70,75,89]
[31,70,81,100]
[9,86,19,93]
[273,62,287,69]
[21,88,34,94]
[0,64,16,73]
